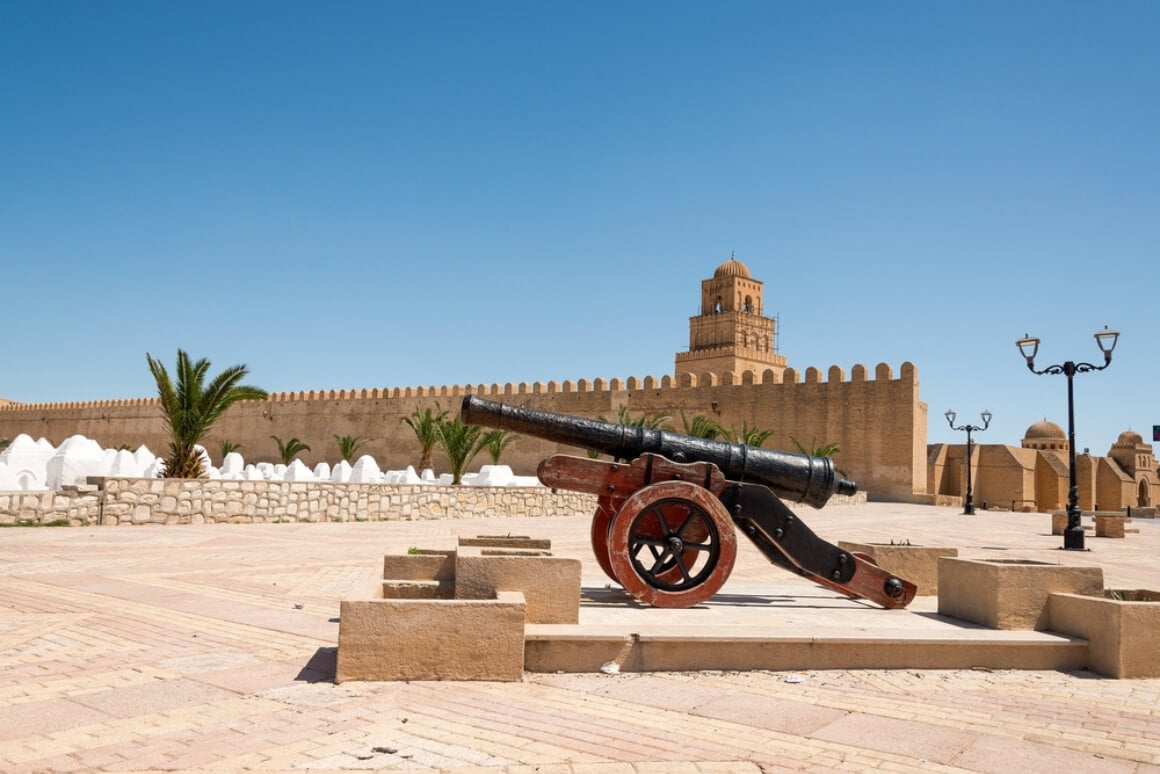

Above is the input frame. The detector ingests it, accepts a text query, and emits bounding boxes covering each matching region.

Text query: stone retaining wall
[0,487,104,525]
[0,478,864,527]
[0,478,598,526]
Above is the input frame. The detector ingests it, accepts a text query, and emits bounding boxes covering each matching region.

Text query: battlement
[0,362,918,414]
[0,397,161,412]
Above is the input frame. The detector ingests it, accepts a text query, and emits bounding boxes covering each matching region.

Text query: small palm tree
[436,414,488,485]
[219,440,242,459]
[609,405,672,430]
[790,435,846,477]
[722,421,775,448]
[146,349,267,478]
[271,435,311,465]
[334,434,369,462]
[482,429,519,465]
[679,410,723,440]
[401,403,448,471]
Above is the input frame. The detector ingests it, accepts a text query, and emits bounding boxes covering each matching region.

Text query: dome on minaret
[1114,429,1145,447]
[714,254,751,279]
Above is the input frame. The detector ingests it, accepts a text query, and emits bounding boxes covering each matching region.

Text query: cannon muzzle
[461,395,855,508]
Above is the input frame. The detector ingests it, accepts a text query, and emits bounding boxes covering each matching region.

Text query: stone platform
[526,579,1087,674]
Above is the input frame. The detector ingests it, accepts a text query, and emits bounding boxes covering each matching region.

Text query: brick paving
[0,503,1159,772]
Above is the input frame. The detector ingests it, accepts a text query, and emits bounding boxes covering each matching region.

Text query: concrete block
[838,541,958,596]
[1050,590,1160,678]
[382,550,455,583]
[1094,514,1126,538]
[336,592,526,682]
[938,557,1103,630]
[381,580,454,599]
[459,535,551,550]
[454,546,581,624]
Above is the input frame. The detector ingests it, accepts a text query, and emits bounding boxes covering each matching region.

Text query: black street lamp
[1016,326,1120,550]
[945,409,992,515]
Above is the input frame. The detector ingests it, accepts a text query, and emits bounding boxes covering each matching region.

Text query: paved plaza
[2,502,1160,773]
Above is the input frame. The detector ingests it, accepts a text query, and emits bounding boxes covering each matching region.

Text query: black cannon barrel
[460,395,856,509]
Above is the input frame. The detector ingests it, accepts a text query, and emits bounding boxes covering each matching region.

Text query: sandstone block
[336,592,526,682]
[938,557,1103,630]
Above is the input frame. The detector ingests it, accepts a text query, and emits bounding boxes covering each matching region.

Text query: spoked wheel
[590,496,618,583]
[608,481,736,608]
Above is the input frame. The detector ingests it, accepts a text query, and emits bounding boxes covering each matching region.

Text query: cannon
[461,395,916,609]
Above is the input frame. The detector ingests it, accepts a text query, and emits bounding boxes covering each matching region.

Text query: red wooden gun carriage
[462,396,916,610]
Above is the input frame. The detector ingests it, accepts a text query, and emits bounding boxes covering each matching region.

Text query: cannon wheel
[607,481,736,608]
[590,496,618,583]
[593,495,707,586]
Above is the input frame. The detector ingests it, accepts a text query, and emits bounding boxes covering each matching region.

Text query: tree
[219,440,242,460]
[482,429,519,465]
[679,410,723,440]
[334,434,369,462]
[146,349,267,478]
[610,404,672,430]
[790,435,846,477]
[401,403,448,471]
[721,421,775,448]
[271,435,311,465]
[436,414,488,484]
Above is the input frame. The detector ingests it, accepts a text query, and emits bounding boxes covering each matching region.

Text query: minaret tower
[675,254,787,381]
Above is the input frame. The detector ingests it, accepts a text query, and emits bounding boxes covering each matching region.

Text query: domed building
[1021,420,1067,451]
[1108,430,1158,507]
[929,420,1159,514]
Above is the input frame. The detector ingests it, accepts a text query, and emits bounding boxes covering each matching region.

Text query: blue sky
[2,1,1156,454]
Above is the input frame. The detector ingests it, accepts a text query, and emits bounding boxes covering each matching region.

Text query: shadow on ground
[297,647,337,683]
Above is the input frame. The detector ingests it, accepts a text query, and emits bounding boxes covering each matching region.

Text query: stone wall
[0,486,104,525]
[0,361,927,500]
[0,477,864,527]
[0,478,597,527]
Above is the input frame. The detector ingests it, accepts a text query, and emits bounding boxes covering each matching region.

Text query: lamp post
[1016,326,1120,550]
[945,409,992,514]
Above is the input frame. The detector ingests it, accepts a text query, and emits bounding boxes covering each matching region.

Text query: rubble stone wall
[0,478,598,526]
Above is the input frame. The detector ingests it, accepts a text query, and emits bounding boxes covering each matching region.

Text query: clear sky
[2,1,1156,455]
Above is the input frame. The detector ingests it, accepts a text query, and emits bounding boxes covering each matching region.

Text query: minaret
[675,254,787,381]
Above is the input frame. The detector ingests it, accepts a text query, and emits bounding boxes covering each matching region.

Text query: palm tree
[721,421,775,448]
[219,440,242,460]
[679,410,723,440]
[271,435,311,465]
[401,403,448,471]
[482,429,519,465]
[436,414,488,484]
[790,435,846,477]
[609,404,672,430]
[334,434,369,462]
[146,349,267,478]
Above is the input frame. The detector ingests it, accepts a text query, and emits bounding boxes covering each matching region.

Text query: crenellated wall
[0,362,928,500]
